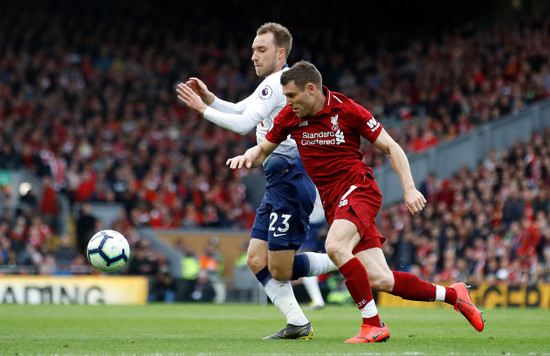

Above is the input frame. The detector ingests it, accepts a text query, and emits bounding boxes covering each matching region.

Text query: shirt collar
[311,86,333,117]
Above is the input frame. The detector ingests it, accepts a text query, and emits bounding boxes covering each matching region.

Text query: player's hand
[226,155,253,170]
[186,77,215,105]
[176,83,208,114]
[404,189,426,215]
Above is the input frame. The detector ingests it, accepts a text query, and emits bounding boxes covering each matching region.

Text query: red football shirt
[265,87,383,205]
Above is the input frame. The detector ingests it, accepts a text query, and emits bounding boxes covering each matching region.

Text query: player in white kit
[176,23,336,339]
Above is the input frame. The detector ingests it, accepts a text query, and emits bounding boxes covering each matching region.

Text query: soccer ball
[87,229,130,273]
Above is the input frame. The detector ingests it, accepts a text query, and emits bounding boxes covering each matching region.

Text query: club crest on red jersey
[331,114,340,132]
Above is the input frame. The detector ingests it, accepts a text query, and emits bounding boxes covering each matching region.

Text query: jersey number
[269,213,291,232]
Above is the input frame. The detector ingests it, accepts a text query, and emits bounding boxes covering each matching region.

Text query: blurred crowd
[1,0,550,296]
[381,129,550,287]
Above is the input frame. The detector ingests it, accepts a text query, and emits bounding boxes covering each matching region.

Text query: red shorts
[325,175,385,254]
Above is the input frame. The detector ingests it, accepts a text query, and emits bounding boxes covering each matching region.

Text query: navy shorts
[251,154,316,251]
[299,221,327,252]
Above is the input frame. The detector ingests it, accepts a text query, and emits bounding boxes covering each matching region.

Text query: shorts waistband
[264,154,305,181]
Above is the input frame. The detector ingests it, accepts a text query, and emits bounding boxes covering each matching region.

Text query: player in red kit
[227,60,485,343]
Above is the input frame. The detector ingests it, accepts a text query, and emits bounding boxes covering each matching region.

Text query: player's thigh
[355,247,394,292]
[267,249,296,281]
[246,238,268,274]
[325,219,361,266]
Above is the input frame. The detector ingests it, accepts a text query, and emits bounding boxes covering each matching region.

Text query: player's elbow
[234,127,253,135]
[380,144,397,159]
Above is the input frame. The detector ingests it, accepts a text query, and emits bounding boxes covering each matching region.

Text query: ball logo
[259,85,273,99]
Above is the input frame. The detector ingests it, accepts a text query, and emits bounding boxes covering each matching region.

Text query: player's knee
[246,253,266,274]
[324,241,336,259]
[325,241,345,266]
[269,266,291,281]
[368,271,394,292]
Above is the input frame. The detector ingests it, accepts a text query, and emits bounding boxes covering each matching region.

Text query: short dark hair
[280,60,322,90]
[257,22,292,59]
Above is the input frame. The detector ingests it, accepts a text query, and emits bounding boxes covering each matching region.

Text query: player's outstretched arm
[373,129,426,215]
[227,139,278,169]
[177,81,265,135]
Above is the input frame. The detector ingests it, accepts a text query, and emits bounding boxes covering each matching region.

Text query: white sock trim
[360,299,378,318]
[303,252,337,276]
[435,284,446,302]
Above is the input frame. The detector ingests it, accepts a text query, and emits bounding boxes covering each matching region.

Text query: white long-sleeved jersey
[202,68,298,162]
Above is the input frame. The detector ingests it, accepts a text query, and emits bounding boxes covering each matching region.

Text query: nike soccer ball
[87,229,130,273]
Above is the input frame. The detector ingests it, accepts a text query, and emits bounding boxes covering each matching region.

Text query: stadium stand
[380,127,550,286]
[0,0,550,302]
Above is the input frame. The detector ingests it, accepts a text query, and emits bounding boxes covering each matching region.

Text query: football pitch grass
[1,303,549,355]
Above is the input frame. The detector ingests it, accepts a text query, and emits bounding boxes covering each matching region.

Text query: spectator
[179,247,201,302]
[191,270,217,302]
[54,235,77,274]
[127,239,160,300]
[39,175,58,233]
[0,142,21,169]
[502,183,525,229]
[27,215,53,250]
[198,238,225,304]
[75,203,97,256]
[127,239,158,276]
[152,254,175,302]
[419,172,437,204]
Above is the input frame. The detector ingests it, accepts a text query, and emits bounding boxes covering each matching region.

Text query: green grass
[0,303,548,355]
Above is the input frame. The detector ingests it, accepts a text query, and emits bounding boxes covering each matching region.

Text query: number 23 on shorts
[269,212,291,237]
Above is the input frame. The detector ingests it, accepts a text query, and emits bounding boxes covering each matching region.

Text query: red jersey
[265,87,382,206]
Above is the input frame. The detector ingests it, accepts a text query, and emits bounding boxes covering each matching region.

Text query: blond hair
[257,22,292,59]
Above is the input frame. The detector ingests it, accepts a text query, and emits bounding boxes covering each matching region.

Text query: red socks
[391,271,457,305]
[391,270,436,301]
[338,261,460,328]
[339,257,380,326]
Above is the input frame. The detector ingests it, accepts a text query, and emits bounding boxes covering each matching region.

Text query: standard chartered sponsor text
[303,131,334,138]
[302,131,336,145]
